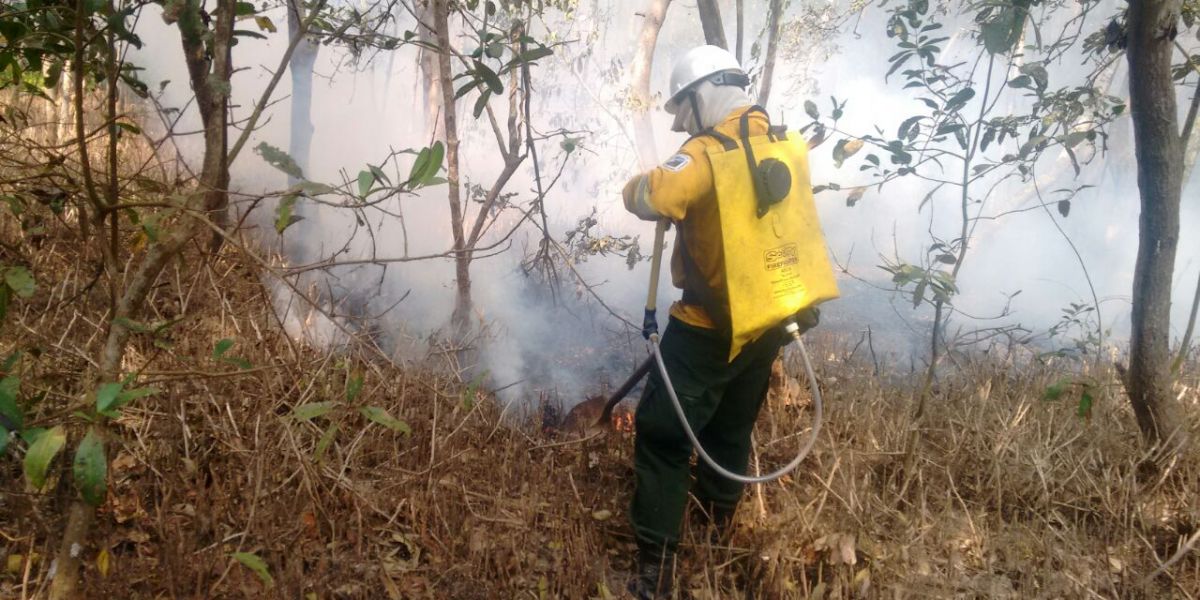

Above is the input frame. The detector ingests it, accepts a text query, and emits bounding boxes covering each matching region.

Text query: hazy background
[127,0,1199,404]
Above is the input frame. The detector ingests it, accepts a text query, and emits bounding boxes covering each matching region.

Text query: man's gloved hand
[795,307,820,335]
[622,174,659,221]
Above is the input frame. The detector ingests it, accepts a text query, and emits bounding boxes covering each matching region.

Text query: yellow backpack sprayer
[599,107,839,484]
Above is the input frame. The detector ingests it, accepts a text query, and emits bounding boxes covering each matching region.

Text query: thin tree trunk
[1171,61,1200,373]
[1124,0,1187,452]
[287,0,317,181]
[758,0,783,107]
[631,0,672,169]
[431,0,470,334]
[285,0,318,263]
[418,0,443,142]
[48,2,236,597]
[696,0,727,49]
[735,0,745,62]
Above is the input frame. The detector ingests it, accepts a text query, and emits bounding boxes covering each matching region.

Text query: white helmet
[664,45,748,114]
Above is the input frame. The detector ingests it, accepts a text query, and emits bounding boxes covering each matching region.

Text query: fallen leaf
[97,548,111,578]
[591,509,612,521]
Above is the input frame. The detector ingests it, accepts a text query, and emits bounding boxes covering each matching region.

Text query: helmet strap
[687,92,703,133]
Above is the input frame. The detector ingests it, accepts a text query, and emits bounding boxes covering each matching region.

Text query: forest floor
[2,216,1199,600]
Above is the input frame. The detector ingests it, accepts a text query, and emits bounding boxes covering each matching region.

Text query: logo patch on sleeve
[662,153,692,173]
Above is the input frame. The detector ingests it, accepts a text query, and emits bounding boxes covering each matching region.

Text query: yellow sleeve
[620,139,713,221]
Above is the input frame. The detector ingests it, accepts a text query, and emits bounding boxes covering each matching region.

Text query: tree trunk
[287,0,317,181]
[1124,0,1187,452]
[632,0,672,169]
[418,0,443,142]
[758,0,783,107]
[431,0,471,334]
[735,0,744,62]
[696,0,727,49]
[284,0,318,263]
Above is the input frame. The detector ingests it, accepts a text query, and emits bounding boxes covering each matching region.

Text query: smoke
[127,0,1199,407]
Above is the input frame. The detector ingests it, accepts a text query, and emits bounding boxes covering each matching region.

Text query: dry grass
[2,179,1199,599]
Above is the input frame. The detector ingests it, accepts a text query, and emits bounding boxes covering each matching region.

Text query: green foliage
[95,379,160,418]
[231,552,274,587]
[275,194,303,234]
[345,371,364,403]
[212,339,252,370]
[0,370,23,455]
[0,265,36,320]
[1041,377,1098,420]
[0,0,145,98]
[73,429,107,507]
[292,402,336,422]
[255,142,305,180]
[360,406,411,435]
[24,424,66,490]
[407,142,445,189]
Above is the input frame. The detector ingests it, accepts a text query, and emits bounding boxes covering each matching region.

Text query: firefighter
[620,45,822,599]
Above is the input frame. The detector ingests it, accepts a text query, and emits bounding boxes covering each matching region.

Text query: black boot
[627,549,674,599]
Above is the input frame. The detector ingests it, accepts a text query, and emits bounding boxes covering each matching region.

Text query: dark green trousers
[630,317,785,556]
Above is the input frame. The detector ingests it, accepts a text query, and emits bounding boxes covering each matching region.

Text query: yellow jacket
[623,107,770,330]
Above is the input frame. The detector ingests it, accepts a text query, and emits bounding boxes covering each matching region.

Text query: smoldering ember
[1,0,1198,598]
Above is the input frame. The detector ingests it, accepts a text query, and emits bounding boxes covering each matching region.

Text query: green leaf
[0,425,8,454]
[345,372,364,403]
[73,429,107,507]
[474,61,503,94]
[1077,390,1094,419]
[804,100,819,120]
[235,1,257,16]
[113,317,153,333]
[1008,75,1032,89]
[95,382,123,414]
[275,194,303,234]
[360,406,411,435]
[24,425,66,490]
[291,181,335,196]
[293,402,335,422]
[369,164,391,186]
[426,142,445,183]
[254,15,277,33]
[518,46,553,63]
[1057,199,1070,218]
[114,386,159,409]
[20,427,47,444]
[4,267,36,298]
[313,423,338,462]
[944,87,975,113]
[980,7,1024,55]
[357,170,375,197]
[473,89,492,118]
[0,376,22,431]
[1042,379,1069,401]
[213,338,235,359]
[254,142,304,180]
[231,552,274,587]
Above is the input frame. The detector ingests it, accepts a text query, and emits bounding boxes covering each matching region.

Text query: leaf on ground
[231,552,274,587]
[293,402,335,422]
[360,406,411,435]
[4,266,36,298]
